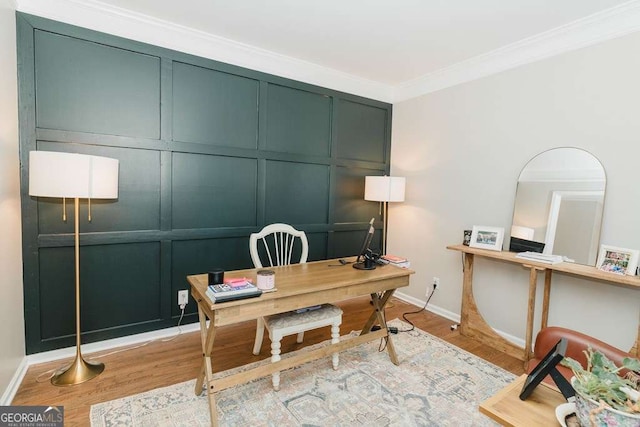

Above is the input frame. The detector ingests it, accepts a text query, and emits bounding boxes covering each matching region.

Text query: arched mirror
[509,148,606,265]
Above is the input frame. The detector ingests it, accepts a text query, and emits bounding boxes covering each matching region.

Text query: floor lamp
[29,151,119,386]
[364,176,405,255]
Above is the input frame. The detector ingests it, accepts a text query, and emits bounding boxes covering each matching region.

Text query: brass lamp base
[51,354,104,386]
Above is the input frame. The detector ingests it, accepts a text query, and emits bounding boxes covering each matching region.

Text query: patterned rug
[90,319,515,426]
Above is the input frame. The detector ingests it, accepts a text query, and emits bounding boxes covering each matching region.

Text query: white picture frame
[596,245,639,276]
[469,226,505,251]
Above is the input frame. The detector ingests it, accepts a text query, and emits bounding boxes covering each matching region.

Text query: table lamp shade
[29,151,119,199]
[364,176,405,202]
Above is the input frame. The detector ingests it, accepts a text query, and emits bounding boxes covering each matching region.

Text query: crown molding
[393,0,640,102]
[15,0,394,102]
[15,0,640,104]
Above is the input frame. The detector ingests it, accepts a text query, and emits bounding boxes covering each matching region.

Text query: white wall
[0,0,26,401]
[390,30,640,351]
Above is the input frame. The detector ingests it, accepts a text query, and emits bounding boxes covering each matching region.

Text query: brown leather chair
[527,326,634,382]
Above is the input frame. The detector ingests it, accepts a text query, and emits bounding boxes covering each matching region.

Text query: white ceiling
[16,0,640,101]
[80,0,631,85]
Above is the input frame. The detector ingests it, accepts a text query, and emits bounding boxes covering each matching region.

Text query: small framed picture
[469,226,505,251]
[596,245,639,276]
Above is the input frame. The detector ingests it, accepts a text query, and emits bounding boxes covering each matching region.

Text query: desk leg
[364,290,400,365]
[361,289,394,334]
[195,305,219,426]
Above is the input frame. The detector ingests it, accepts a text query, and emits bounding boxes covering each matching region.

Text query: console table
[447,244,640,368]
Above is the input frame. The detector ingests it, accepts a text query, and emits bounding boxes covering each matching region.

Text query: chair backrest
[249,223,309,268]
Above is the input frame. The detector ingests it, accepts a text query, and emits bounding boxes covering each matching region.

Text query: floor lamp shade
[28,151,119,386]
[364,176,406,202]
[29,151,119,199]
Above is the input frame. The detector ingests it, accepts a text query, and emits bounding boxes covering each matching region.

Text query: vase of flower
[571,378,640,427]
[562,348,640,427]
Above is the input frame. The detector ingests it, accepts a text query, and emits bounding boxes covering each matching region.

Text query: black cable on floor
[375,284,437,351]
[398,283,437,333]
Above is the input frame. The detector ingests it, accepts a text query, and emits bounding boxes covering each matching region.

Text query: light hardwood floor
[12,296,525,426]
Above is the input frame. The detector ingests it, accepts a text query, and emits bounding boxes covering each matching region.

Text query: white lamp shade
[511,225,535,240]
[29,151,119,199]
[364,176,405,202]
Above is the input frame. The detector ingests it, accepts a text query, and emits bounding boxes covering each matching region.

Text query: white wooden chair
[249,223,342,391]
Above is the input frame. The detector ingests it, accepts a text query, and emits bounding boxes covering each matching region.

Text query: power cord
[36,306,187,383]
[398,280,438,333]
[373,280,438,351]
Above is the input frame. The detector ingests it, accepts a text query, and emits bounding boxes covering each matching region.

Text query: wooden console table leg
[195,305,219,426]
[524,267,540,370]
[459,253,474,336]
[540,270,552,330]
[459,252,535,363]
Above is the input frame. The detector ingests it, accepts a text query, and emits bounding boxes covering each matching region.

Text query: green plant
[561,348,640,414]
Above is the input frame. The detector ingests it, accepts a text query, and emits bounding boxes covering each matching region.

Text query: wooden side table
[480,374,566,426]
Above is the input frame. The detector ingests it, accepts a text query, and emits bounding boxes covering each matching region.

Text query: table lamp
[29,151,119,386]
[364,176,405,254]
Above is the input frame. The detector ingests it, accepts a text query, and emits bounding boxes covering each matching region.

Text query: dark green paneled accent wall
[265,85,331,156]
[18,13,392,354]
[265,161,329,224]
[39,243,162,340]
[35,30,161,139]
[172,62,259,148]
[172,153,258,229]
[336,99,388,163]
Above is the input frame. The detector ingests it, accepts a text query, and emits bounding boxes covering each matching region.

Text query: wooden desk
[480,374,566,426]
[187,259,414,426]
[447,244,640,369]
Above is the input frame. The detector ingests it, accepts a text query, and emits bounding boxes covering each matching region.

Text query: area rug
[90,319,515,426]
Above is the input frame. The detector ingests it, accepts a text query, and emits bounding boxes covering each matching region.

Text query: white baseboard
[2,322,203,404]
[0,356,28,405]
[0,322,201,404]
[26,322,202,365]
[393,291,525,349]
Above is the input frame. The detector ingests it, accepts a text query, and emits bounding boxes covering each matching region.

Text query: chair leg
[252,317,265,355]
[331,322,340,370]
[296,331,304,343]
[270,333,282,391]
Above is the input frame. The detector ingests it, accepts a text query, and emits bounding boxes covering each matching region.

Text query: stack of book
[380,254,410,268]
[205,280,262,303]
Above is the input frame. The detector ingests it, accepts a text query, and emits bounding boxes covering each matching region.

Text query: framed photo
[469,226,505,251]
[596,245,639,276]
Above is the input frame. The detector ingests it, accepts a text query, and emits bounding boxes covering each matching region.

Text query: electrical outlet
[433,277,440,288]
[178,290,189,307]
